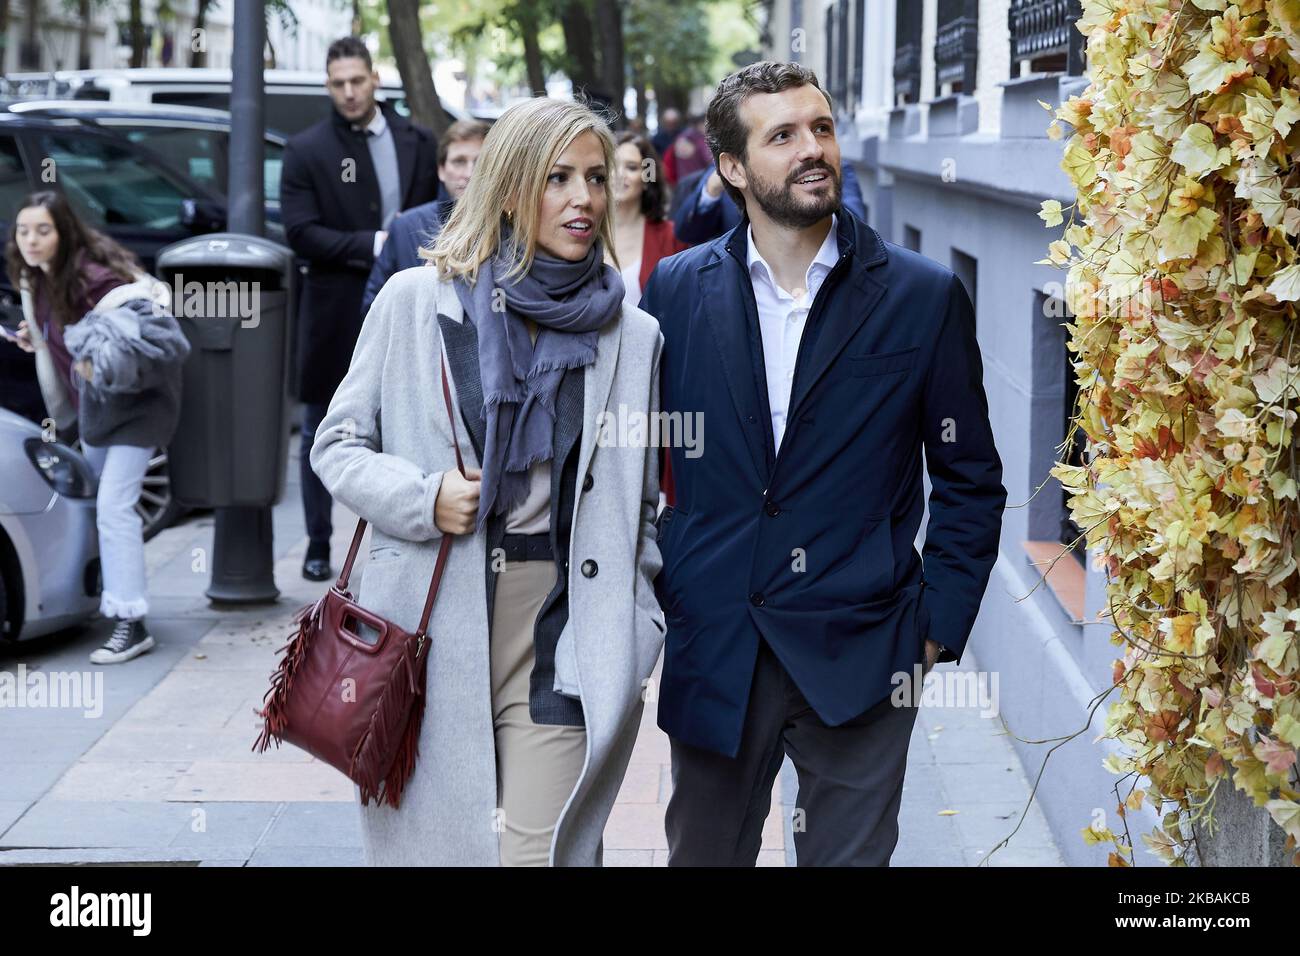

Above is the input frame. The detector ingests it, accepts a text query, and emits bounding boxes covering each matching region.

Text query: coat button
[581,559,598,578]
[370,202,378,211]
[749,591,765,607]
[747,414,757,423]
[583,473,594,492]
[764,500,780,516]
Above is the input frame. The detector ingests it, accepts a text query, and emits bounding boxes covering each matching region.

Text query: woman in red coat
[608,131,688,505]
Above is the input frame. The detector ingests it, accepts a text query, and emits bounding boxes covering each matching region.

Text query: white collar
[354,107,387,137]
[746,212,839,295]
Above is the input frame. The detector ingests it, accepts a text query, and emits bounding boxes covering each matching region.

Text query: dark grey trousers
[665,638,921,866]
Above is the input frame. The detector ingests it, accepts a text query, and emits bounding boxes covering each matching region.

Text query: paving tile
[166,801,282,849]
[48,761,193,801]
[604,849,654,866]
[168,761,354,802]
[613,762,661,803]
[0,801,193,848]
[246,845,363,867]
[259,802,362,848]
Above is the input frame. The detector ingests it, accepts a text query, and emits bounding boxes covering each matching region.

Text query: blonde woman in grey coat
[310,97,666,866]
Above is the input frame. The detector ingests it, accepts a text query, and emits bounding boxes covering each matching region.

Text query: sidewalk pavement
[0,435,1063,866]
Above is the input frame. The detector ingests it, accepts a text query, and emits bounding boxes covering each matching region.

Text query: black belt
[500,532,553,562]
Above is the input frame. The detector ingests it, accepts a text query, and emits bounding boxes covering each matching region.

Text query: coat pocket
[849,347,917,378]
[859,513,895,601]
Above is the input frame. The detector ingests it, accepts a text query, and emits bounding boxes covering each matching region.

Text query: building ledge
[1022,540,1085,624]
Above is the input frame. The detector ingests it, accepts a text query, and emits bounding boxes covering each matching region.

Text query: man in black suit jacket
[281,36,440,580]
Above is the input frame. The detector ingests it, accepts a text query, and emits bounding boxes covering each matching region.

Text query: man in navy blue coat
[639,61,1006,866]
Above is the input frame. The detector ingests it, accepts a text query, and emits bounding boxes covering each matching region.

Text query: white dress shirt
[746,213,840,452]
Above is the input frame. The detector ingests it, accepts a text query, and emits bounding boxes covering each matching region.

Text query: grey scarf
[453,228,624,531]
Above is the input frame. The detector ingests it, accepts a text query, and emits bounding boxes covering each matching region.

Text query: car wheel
[138,447,185,542]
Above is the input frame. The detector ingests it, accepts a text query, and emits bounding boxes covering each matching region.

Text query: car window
[152,91,229,112]
[264,94,332,137]
[119,125,224,191]
[39,132,190,231]
[0,135,30,223]
[264,139,283,205]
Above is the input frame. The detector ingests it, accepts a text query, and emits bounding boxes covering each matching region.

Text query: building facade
[755,0,1287,866]
[10,0,350,73]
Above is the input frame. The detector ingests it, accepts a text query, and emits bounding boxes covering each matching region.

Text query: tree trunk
[190,0,211,67]
[1,0,14,73]
[76,0,91,69]
[656,81,689,117]
[352,0,361,34]
[592,0,624,126]
[515,7,545,95]
[129,0,147,67]
[387,0,448,139]
[560,0,599,104]
[19,0,37,69]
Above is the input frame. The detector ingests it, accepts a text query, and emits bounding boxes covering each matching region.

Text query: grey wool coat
[309,263,667,866]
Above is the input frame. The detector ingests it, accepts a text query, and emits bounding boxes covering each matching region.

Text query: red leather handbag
[252,352,466,808]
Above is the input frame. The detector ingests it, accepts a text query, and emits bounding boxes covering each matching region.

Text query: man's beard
[745,160,841,228]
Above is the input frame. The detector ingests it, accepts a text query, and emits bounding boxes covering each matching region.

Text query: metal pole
[228,0,265,237]
[208,0,278,604]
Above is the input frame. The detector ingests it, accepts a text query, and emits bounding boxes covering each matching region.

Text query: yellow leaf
[1039,199,1064,227]
[1266,263,1300,302]
[1171,123,1230,178]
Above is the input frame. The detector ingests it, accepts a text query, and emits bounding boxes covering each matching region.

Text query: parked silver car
[0,409,100,641]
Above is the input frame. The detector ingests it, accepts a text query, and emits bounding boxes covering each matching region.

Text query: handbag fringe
[352,643,430,808]
[251,597,322,754]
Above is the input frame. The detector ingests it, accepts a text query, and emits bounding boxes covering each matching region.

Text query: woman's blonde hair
[422,97,619,285]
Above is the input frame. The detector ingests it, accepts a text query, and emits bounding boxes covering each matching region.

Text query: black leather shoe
[302,558,332,581]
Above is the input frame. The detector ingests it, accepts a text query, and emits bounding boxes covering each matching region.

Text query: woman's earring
[504,208,513,222]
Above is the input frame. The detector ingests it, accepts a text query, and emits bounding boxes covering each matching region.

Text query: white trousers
[80,441,153,620]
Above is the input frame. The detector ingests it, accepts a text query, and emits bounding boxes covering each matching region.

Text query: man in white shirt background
[639,61,1007,866]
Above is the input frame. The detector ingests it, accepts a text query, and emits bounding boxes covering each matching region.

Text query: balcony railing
[1008,0,1085,76]
[935,0,978,94]
[893,0,923,104]
[893,42,921,104]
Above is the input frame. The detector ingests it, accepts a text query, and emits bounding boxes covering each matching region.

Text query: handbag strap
[334,348,468,639]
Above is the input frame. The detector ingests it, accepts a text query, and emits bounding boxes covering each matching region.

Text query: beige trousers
[490,558,587,866]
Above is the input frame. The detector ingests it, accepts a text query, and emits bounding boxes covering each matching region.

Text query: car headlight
[23,438,97,498]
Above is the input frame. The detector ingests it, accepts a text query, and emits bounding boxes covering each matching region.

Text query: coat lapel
[576,311,623,484]
[332,112,382,225]
[699,244,773,484]
[437,313,487,463]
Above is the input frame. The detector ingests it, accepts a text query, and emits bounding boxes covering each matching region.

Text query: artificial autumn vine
[1040,0,1300,865]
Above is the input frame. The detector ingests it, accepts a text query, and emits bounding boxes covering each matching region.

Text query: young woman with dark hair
[4,191,189,664]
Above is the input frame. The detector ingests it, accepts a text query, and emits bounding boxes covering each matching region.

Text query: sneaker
[89,618,156,664]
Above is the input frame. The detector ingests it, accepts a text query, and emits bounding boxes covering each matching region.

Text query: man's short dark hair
[705,60,834,210]
[437,119,490,168]
[326,36,372,73]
